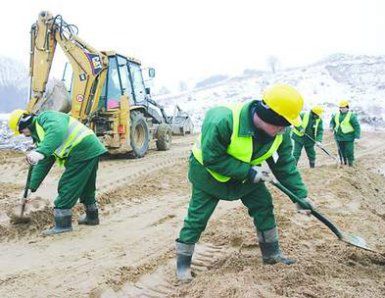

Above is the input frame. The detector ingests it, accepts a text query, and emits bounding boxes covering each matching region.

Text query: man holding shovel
[330,100,361,167]
[8,109,107,235]
[175,84,314,282]
[291,105,324,168]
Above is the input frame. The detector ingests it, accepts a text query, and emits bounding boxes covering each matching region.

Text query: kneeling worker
[8,109,107,235]
[175,84,313,282]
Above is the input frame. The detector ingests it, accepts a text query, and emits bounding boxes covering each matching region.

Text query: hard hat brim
[288,116,302,127]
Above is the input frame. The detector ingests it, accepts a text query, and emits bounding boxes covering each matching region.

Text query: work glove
[295,197,314,216]
[248,166,273,183]
[26,150,45,165]
[354,138,360,144]
[315,141,322,147]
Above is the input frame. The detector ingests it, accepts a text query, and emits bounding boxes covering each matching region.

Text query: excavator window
[106,57,122,110]
[96,56,147,110]
[117,56,134,105]
[128,61,147,105]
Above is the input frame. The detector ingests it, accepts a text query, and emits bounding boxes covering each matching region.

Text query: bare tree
[267,56,279,74]
[179,81,188,92]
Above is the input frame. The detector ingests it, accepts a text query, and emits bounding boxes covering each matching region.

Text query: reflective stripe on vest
[334,112,354,134]
[36,117,93,165]
[192,103,283,183]
[293,113,320,138]
[314,118,320,137]
[292,113,310,136]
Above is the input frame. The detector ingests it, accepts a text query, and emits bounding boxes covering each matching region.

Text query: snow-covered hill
[157,54,385,130]
[0,56,29,113]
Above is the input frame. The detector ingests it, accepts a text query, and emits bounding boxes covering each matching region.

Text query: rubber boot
[42,209,73,236]
[78,203,99,225]
[258,227,295,265]
[176,240,194,282]
[309,160,315,168]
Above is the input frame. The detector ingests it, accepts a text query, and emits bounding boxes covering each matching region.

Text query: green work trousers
[293,141,316,165]
[178,184,276,244]
[54,157,100,209]
[336,141,355,166]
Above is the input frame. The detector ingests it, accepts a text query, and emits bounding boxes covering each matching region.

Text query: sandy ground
[0,131,385,297]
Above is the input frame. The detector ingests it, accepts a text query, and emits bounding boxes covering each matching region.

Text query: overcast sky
[0,0,384,89]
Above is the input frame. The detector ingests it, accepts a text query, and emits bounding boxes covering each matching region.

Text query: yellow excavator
[28,11,192,157]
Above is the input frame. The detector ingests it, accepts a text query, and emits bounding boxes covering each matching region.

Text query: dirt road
[0,132,385,297]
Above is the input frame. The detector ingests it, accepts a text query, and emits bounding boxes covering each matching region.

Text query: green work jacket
[189,101,308,200]
[28,111,107,191]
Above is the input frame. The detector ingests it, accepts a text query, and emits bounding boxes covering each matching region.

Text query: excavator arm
[28,11,108,122]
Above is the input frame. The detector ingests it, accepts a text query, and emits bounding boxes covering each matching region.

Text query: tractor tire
[156,123,172,151]
[130,111,150,158]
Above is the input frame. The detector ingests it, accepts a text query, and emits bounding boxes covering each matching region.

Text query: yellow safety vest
[192,103,283,183]
[292,113,320,137]
[36,116,93,166]
[334,112,354,134]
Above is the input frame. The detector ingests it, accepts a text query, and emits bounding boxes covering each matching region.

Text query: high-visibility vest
[334,112,354,134]
[292,113,320,137]
[192,103,283,183]
[35,116,93,166]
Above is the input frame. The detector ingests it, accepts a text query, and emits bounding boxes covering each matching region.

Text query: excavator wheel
[156,123,172,151]
[130,111,150,158]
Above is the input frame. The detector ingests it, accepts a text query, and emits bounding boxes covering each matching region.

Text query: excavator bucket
[170,105,194,136]
[33,80,71,114]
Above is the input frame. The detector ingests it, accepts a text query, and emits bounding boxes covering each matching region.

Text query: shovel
[304,133,340,165]
[270,179,380,254]
[332,132,344,165]
[10,165,33,224]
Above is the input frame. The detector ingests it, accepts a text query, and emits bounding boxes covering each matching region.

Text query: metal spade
[270,180,380,253]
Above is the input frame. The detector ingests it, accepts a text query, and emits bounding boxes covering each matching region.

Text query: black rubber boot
[42,209,73,236]
[258,228,295,265]
[78,203,99,225]
[176,240,194,282]
[309,160,315,168]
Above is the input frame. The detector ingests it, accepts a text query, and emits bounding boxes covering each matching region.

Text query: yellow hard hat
[262,84,304,126]
[8,109,27,135]
[311,105,324,117]
[339,100,349,108]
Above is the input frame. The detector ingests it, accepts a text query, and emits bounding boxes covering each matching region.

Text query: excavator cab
[99,54,147,109]
[61,52,172,157]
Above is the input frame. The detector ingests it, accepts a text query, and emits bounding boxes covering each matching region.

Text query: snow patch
[157,54,385,130]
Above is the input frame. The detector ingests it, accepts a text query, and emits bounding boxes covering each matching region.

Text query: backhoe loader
[28,11,191,157]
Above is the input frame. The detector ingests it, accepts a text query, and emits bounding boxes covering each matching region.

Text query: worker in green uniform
[175,84,314,282]
[329,100,361,166]
[8,109,107,235]
[291,105,324,168]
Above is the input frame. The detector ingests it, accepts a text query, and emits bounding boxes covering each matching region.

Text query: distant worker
[8,110,107,235]
[175,84,314,282]
[330,100,361,166]
[291,105,324,168]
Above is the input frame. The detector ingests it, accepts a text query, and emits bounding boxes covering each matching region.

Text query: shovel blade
[340,233,376,252]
